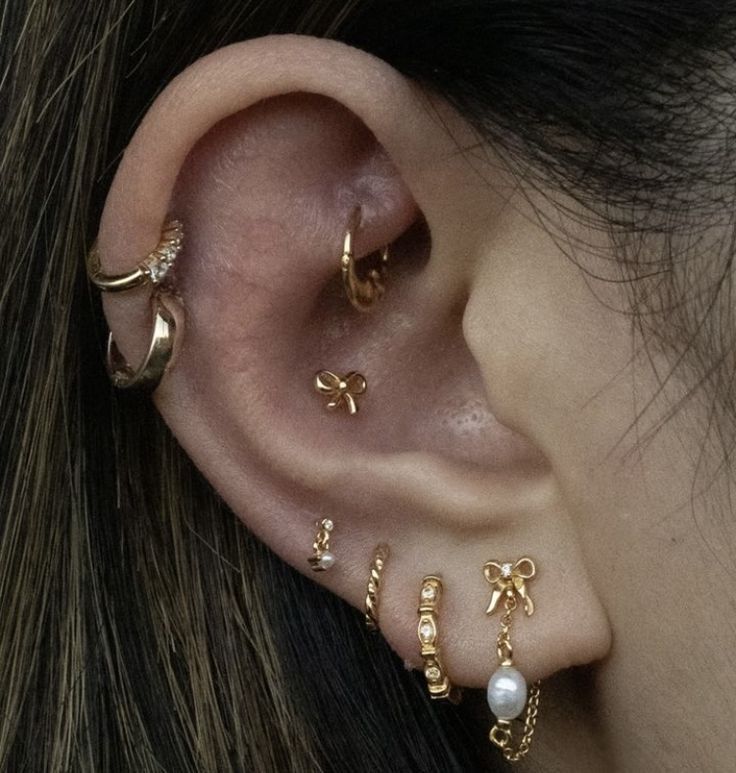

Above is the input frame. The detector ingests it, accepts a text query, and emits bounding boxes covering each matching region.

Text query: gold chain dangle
[483,557,542,763]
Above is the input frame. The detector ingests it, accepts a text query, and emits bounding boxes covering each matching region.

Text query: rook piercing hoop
[364,543,390,631]
[341,205,389,311]
[308,519,335,572]
[417,575,460,702]
[314,370,367,414]
[484,557,541,763]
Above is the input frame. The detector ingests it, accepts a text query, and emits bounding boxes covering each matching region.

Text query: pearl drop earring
[483,557,542,763]
[308,518,336,571]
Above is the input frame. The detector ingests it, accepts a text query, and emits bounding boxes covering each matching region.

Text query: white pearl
[318,551,335,570]
[486,666,527,720]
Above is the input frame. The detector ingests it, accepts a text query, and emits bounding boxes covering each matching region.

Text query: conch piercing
[106,294,177,390]
[417,576,461,702]
[364,543,390,631]
[308,518,335,571]
[86,220,184,292]
[314,370,367,414]
[341,205,389,311]
[484,557,541,763]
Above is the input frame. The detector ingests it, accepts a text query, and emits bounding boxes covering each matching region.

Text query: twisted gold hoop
[341,206,389,311]
[87,220,184,292]
[106,294,177,391]
[417,575,461,702]
[365,543,390,631]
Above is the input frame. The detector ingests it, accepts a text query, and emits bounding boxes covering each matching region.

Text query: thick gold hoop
[87,220,184,292]
[341,206,389,311]
[106,295,177,391]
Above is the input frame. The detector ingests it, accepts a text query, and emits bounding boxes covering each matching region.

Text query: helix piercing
[308,519,335,572]
[484,557,541,763]
[341,205,389,311]
[106,293,177,391]
[417,575,461,702]
[314,370,367,415]
[364,543,390,631]
[86,219,184,292]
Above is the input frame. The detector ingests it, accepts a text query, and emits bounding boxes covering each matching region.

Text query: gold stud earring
[314,370,367,414]
[308,518,335,571]
[341,205,389,311]
[364,543,390,631]
[483,557,541,763]
[417,575,461,702]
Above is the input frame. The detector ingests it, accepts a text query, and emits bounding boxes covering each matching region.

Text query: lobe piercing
[314,370,367,415]
[417,575,460,702]
[484,557,541,763]
[364,543,390,631]
[308,518,335,572]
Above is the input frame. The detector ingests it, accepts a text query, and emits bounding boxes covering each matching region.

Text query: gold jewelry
[308,519,335,571]
[314,370,367,415]
[364,543,390,631]
[484,557,541,763]
[86,220,184,292]
[341,206,389,311]
[417,576,460,702]
[106,294,177,391]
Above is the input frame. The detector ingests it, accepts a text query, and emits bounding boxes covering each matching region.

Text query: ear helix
[85,219,184,391]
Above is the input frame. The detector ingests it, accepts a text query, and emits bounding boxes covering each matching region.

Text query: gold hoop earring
[86,220,184,292]
[341,206,389,311]
[417,575,461,702]
[484,557,541,763]
[106,294,177,391]
[365,543,390,631]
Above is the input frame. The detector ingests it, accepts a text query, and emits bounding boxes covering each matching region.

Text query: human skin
[97,35,736,771]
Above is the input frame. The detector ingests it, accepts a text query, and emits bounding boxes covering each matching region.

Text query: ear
[97,34,610,688]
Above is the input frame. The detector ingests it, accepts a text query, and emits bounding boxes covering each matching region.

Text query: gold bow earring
[483,557,536,617]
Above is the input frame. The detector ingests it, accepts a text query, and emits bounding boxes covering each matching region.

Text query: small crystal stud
[501,562,513,578]
[425,666,441,682]
[419,622,434,642]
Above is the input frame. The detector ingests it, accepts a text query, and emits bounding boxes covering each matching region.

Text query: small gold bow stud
[483,557,536,617]
[314,370,367,415]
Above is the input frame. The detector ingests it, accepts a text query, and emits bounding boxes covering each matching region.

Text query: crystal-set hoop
[484,557,542,763]
[86,220,184,292]
[417,575,461,702]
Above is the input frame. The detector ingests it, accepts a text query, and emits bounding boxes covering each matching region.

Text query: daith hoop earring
[341,205,389,311]
[484,557,541,763]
